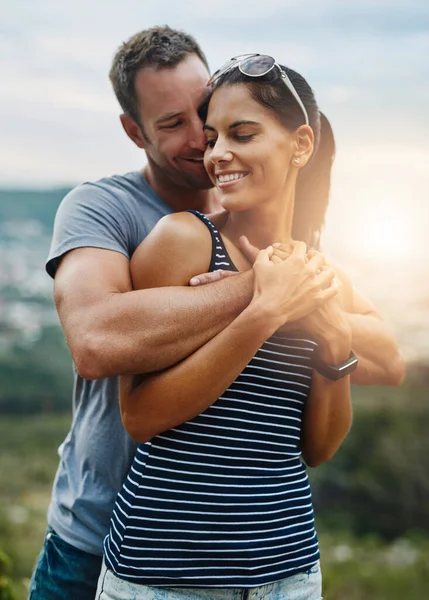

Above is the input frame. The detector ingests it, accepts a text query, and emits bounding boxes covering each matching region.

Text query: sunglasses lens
[208,58,239,86]
[240,55,275,76]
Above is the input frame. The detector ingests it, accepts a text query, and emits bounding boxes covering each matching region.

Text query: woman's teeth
[217,173,246,183]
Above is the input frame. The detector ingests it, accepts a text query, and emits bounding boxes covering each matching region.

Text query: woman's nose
[209,139,233,163]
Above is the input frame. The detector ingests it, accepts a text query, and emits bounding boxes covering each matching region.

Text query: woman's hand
[299,295,352,363]
[250,241,339,331]
[270,244,351,358]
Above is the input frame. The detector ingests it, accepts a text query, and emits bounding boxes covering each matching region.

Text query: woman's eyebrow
[230,120,260,128]
[203,120,260,132]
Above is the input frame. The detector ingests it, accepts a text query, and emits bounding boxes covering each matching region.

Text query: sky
[1,0,428,263]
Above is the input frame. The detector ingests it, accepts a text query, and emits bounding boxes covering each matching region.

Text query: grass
[1,414,429,599]
[0,415,71,599]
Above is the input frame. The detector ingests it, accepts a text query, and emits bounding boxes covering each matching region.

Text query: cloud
[1,0,428,190]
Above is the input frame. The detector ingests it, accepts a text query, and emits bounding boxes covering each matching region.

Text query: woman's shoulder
[130,211,214,289]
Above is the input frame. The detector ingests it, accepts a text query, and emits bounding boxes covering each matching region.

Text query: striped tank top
[104,211,320,587]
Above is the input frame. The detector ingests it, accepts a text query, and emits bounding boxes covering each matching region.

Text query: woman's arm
[120,224,338,443]
[300,303,353,467]
[291,263,353,466]
[245,243,405,386]
[121,300,281,442]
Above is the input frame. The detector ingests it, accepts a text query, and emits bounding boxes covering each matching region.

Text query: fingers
[316,267,336,290]
[239,236,260,264]
[254,246,274,265]
[307,251,326,273]
[290,241,308,261]
[189,270,237,286]
[272,247,291,262]
[273,241,293,255]
[316,283,340,304]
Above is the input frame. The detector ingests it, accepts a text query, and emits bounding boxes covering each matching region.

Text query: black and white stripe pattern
[104,211,319,587]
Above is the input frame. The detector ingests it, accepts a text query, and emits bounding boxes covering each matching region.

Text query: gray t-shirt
[46,170,171,555]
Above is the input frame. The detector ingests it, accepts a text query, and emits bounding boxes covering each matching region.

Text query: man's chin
[184,171,214,191]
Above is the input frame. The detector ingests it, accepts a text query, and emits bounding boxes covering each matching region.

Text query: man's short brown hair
[109,25,209,126]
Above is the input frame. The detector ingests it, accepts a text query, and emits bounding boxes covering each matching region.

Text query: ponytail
[292,112,336,248]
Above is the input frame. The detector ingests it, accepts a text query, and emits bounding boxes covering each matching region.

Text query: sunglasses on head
[207,53,309,126]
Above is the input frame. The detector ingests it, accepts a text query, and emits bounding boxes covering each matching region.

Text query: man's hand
[188,236,285,286]
[189,270,237,286]
[188,235,258,286]
[297,296,352,363]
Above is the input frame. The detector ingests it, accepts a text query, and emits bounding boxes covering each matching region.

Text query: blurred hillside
[0,188,73,412]
[0,189,71,228]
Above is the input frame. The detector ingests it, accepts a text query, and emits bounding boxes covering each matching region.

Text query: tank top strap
[187,210,238,272]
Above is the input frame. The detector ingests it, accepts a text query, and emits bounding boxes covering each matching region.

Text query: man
[29,26,405,600]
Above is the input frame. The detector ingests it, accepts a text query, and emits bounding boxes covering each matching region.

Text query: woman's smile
[215,170,250,188]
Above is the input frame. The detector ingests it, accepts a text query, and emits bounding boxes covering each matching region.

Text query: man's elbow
[386,354,406,386]
[304,450,334,468]
[72,332,109,380]
[121,412,152,445]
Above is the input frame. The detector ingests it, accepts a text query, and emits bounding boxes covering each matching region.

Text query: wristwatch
[311,349,358,381]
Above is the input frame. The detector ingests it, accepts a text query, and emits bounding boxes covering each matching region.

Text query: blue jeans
[28,527,103,600]
[96,561,323,600]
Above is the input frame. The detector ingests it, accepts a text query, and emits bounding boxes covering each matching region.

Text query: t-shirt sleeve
[46,182,132,278]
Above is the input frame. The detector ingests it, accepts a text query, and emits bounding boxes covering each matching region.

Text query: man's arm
[346,289,405,386]
[120,240,339,443]
[190,267,406,387]
[226,240,406,387]
[327,261,405,386]
[54,246,253,380]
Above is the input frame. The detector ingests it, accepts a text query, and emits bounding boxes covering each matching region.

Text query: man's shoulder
[62,170,162,211]
[46,171,169,278]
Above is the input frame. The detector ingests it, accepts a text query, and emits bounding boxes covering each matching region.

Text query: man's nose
[188,119,208,151]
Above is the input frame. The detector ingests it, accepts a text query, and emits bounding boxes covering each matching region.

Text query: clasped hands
[190,236,351,356]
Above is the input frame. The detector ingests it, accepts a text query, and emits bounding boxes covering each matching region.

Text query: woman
[96,54,356,599]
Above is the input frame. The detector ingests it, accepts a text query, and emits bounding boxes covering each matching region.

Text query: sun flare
[360,216,414,261]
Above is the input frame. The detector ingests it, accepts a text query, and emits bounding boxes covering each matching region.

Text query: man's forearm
[72,271,253,380]
[347,313,405,386]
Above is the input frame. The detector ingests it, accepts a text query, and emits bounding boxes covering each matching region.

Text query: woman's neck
[220,188,296,251]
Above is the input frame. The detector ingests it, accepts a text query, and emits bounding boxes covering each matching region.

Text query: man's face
[135,54,213,190]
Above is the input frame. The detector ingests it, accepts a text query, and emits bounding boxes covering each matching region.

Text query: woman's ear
[291,125,314,168]
[120,114,147,150]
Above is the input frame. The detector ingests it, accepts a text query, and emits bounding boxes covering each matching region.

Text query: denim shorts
[95,561,322,600]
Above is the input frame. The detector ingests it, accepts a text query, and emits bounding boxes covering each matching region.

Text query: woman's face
[203,83,296,212]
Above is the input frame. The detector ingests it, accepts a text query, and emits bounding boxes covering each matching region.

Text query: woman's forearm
[301,336,353,467]
[120,301,279,443]
[301,373,352,467]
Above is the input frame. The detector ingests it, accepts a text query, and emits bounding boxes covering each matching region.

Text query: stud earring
[293,157,301,165]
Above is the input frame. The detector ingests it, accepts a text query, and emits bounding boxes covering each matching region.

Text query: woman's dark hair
[212,64,336,248]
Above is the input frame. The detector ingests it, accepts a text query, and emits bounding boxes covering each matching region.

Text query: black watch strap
[312,349,358,381]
